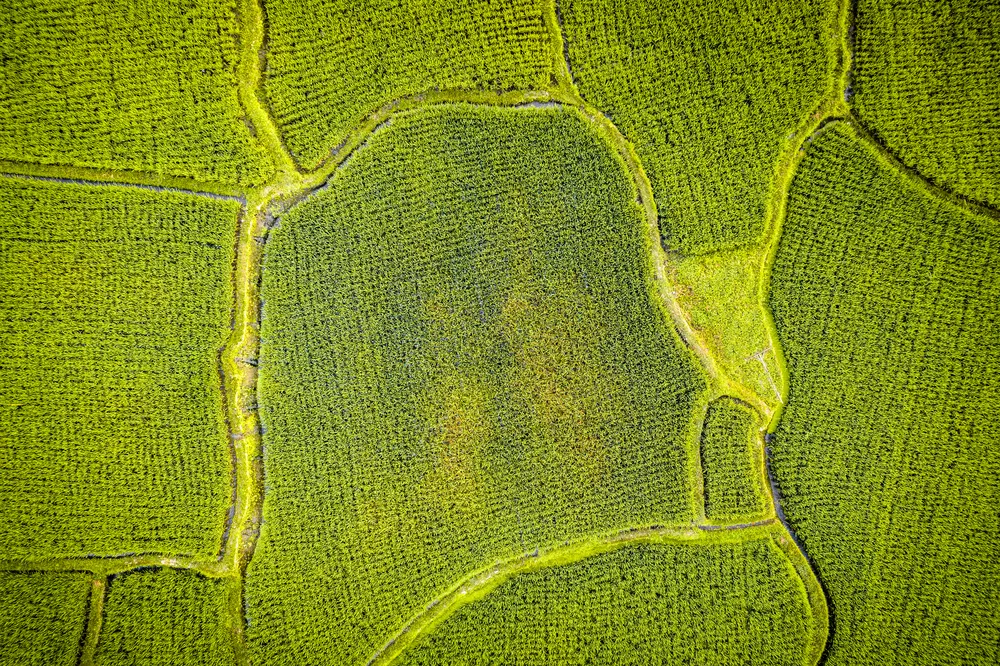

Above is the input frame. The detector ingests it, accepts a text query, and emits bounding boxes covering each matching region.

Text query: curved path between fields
[364,521,829,666]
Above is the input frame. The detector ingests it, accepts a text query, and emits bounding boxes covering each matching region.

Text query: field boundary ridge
[368,520,833,666]
[0,165,245,202]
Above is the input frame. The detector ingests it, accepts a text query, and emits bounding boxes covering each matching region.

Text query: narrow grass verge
[78,577,106,666]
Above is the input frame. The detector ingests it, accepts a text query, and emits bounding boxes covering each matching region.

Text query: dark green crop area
[0,572,91,666]
[398,536,813,665]
[261,0,557,168]
[854,0,1000,208]
[769,122,1000,665]
[700,397,769,524]
[95,569,234,666]
[0,0,271,186]
[0,177,236,558]
[561,0,837,253]
[248,104,706,664]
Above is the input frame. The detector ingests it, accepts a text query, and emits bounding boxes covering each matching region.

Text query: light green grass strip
[759,0,855,430]
[78,577,106,666]
[236,0,298,178]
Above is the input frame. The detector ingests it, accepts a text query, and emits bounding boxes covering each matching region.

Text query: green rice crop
[768,122,1000,665]
[561,0,837,254]
[0,572,91,666]
[0,177,237,558]
[247,104,706,664]
[94,568,234,665]
[700,398,768,524]
[853,0,1000,207]
[0,0,271,186]
[260,0,557,168]
[397,537,813,665]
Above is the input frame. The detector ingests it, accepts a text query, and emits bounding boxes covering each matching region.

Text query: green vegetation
[247,104,707,664]
[0,177,237,558]
[853,0,1000,207]
[397,535,813,665]
[260,0,559,168]
[0,572,91,666]
[768,121,1000,665]
[668,247,782,410]
[561,0,838,253]
[2,0,997,662]
[95,568,234,665]
[701,398,769,525]
[0,0,271,186]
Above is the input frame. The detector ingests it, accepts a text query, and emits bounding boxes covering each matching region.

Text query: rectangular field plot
[94,568,234,666]
[0,0,271,186]
[700,397,769,524]
[261,0,556,168]
[398,535,814,665]
[247,104,706,664]
[0,571,91,666]
[0,177,238,558]
[768,122,1000,665]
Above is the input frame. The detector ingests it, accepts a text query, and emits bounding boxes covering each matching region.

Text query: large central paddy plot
[249,105,706,663]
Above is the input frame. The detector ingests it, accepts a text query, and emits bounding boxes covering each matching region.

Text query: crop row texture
[854,0,1000,208]
[0,0,271,186]
[260,0,556,168]
[0,177,237,558]
[94,568,234,665]
[769,122,1000,664]
[561,0,836,254]
[700,397,768,524]
[0,572,90,666]
[398,537,812,665]
[247,104,707,664]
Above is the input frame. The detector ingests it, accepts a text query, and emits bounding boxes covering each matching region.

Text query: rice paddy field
[0,0,996,664]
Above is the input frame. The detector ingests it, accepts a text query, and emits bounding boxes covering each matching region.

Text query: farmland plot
[94,568,234,666]
[247,104,707,664]
[0,177,237,558]
[561,0,837,253]
[0,0,271,186]
[854,0,1000,207]
[768,122,1000,665]
[397,535,813,665]
[0,572,91,666]
[260,0,557,168]
[700,397,769,525]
